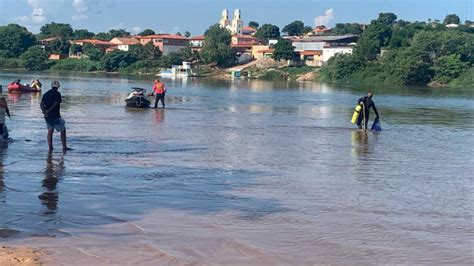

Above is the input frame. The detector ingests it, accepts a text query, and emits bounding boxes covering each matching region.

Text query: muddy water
[0,72,473,264]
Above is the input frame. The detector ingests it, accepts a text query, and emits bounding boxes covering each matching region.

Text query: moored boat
[125,87,151,108]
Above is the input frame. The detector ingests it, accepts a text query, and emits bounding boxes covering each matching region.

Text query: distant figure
[151,79,166,108]
[0,96,11,140]
[357,92,380,130]
[40,81,72,152]
[12,79,21,85]
[31,79,42,91]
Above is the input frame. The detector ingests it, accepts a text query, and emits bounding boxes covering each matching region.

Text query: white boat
[158,62,193,77]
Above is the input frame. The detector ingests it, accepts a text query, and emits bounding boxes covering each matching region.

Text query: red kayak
[7,83,40,93]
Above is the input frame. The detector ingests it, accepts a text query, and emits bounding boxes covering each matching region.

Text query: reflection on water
[39,152,64,214]
[0,72,473,264]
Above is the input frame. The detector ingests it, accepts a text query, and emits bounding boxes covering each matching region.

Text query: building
[189,35,205,52]
[313,25,332,34]
[252,45,274,59]
[109,37,140,51]
[291,35,358,51]
[322,46,353,62]
[219,9,243,35]
[231,35,260,45]
[37,37,59,50]
[298,50,323,66]
[135,34,188,55]
[72,39,115,51]
[242,26,257,35]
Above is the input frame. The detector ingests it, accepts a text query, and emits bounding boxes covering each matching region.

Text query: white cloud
[131,26,142,33]
[72,0,89,20]
[15,1,47,25]
[314,8,335,27]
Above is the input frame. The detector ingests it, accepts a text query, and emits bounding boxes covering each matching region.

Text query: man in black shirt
[356,92,380,130]
[41,81,72,152]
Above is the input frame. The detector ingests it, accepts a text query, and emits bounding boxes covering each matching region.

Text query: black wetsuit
[356,96,379,129]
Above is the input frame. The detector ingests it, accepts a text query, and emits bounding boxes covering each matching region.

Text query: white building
[219,9,243,35]
[109,37,140,51]
[322,46,353,62]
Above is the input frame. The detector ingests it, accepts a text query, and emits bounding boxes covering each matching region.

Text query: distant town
[0,9,472,87]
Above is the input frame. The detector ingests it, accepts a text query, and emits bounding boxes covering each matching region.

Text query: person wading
[151,79,166,108]
[356,92,380,130]
[40,81,72,152]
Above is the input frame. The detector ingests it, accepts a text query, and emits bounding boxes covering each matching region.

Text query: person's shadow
[38,152,64,214]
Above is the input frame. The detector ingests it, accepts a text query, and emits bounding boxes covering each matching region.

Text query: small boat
[7,82,41,93]
[157,62,193,77]
[125,87,151,108]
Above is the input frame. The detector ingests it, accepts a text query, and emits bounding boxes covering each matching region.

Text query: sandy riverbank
[0,246,45,266]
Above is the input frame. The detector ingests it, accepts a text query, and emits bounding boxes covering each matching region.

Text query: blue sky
[0,0,472,35]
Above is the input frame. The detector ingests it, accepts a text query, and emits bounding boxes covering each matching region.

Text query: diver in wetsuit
[357,92,380,130]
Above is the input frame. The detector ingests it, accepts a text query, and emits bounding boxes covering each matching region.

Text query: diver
[356,92,380,130]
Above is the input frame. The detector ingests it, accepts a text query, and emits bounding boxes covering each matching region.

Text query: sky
[0,0,472,35]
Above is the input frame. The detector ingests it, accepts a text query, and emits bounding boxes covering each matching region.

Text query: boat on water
[157,62,193,77]
[125,87,151,108]
[7,82,41,93]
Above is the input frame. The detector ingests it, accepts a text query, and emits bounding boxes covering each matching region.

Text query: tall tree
[184,31,191,38]
[282,20,306,36]
[108,29,130,38]
[200,24,236,67]
[443,14,460,25]
[272,39,296,61]
[254,24,280,41]
[248,21,259,29]
[332,23,364,35]
[50,38,71,54]
[73,29,95,40]
[0,24,36,57]
[40,22,73,38]
[138,29,155,36]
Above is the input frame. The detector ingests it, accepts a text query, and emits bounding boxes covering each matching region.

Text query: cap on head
[51,80,60,88]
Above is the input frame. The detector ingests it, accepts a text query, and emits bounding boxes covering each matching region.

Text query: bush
[259,70,287,80]
[20,46,50,70]
[50,58,101,72]
[0,57,24,69]
[449,67,474,88]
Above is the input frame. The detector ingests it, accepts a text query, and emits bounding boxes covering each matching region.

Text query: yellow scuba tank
[351,104,362,124]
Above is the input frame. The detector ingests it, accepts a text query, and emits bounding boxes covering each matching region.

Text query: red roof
[111,37,140,45]
[299,50,322,56]
[243,26,257,32]
[136,34,188,40]
[190,35,205,40]
[74,39,113,45]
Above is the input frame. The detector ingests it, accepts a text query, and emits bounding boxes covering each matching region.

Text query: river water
[0,72,473,264]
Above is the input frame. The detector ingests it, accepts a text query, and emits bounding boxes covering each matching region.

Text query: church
[219,9,243,35]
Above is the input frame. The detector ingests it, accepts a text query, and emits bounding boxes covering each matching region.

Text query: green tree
[0,24,36,57]
[272,39,296,61]
[109,29,130,38]
[332,23,364,35]
[82,43,105,61]
[199,24,236,67]
[254,24,280,41]
[138,29,155,36]
[184,31,191,38]
[443,14,460,25]
[249,21,259,29]
[129,42,162,60]
[50,38,70,54]
[20,46,49,70]
[282,20,307,36]
[176,32,182,36]
[320,53,365,80]
[69,44,82,54]
[432,54,469,83]
[40,22,73,38]
[158,52,185,68]
[381,47,432,85]
[94,32,111,40]
[73,29,95,39]
[101,50,138,71]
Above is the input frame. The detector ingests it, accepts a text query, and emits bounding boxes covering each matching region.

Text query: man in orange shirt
[151,79,166,108]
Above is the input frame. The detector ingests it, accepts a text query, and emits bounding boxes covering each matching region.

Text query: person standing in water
[357,92,380,130]
[40,81,72,152]
[151,79,166,108]
[0,96,11,140]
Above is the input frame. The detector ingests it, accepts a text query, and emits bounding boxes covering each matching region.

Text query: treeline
[320,13,474,88]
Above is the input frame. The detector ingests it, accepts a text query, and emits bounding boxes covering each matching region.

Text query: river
[0,71,473,264]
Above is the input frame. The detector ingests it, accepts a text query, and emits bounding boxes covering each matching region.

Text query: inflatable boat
[7,83,41,93]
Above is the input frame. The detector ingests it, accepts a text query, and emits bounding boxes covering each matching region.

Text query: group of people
[10,79,42,90]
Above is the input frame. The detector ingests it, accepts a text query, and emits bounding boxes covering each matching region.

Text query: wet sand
[0,246,44,266]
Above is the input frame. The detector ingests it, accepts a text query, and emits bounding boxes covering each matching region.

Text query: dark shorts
[45,117,66,132]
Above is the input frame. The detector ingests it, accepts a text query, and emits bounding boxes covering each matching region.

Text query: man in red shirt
[151,79,166,108]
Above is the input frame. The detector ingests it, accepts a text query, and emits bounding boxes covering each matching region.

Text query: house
[291,35,358,52]
[189,35,205,52]
[135,34,188,55]
[48,53,68,60]
[231,34,260,45]
[109,37,140,51]
[37,37,59,50]
[253,48,274,59]
[297,50,323,66]
[72,39,115,51]
[242,26,257,35]
[322,45,353,62]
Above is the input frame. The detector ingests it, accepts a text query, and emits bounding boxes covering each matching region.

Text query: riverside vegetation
[0,13,472,88]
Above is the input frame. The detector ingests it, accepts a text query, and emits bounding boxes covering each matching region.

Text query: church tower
[231,9,243,35]
[219,9,231,29]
